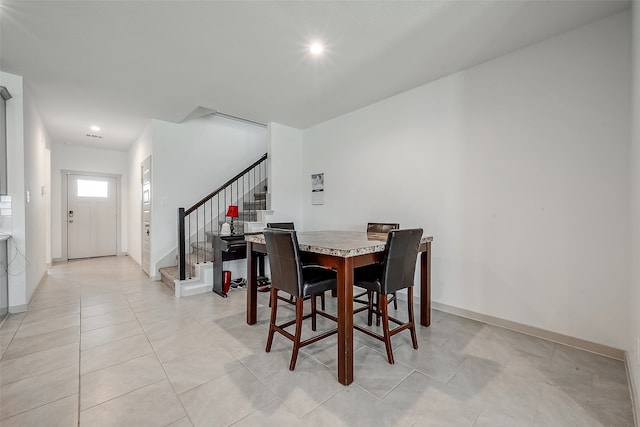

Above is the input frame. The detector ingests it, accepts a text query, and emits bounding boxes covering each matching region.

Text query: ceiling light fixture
[90,125,100,132]
[309,42,323,55]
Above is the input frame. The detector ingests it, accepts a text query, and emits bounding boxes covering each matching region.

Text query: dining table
[245,230,433,386]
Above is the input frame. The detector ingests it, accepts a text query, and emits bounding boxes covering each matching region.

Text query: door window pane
[77,180,108,198]
[142,182,150,203]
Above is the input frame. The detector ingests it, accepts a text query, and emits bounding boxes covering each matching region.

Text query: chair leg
[367,290,374,326]
[380,293,394,364]
[266,288,278,352]
[289,297,305,370]
[320,292,325,311]
[408,287,419,350]
[392,291,398,310]
[311,293,317,331]
[376,291,381,327]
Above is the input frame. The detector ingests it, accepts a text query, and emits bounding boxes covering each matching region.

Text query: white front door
[141,156,151,275]
[67,174,117,259]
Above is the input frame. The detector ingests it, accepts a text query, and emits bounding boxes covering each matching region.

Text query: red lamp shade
[226,205,239,218]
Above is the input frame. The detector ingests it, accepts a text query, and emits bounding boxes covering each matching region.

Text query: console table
[211,233,264,297]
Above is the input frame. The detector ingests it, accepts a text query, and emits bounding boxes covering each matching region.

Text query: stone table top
[245,230,433,258]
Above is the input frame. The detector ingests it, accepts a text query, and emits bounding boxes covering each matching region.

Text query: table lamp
[226,205,239,234]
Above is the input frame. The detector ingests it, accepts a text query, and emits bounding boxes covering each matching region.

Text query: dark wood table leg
[336,257,354,385]
[246,241,258,325]
[212,238,227,298]
[258,253,265,278]
[420,241,432,327]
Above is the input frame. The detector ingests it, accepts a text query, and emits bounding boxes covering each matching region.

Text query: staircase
[159,190,268,290]
[159,154,270,295]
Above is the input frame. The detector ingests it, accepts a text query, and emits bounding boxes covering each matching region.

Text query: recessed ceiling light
[309,42,323,55]
[90,125,100,132]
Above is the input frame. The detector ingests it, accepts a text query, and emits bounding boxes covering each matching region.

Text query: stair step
[237,211,258,220]
[243,200,267,210]
[161,250,202,288]
[215,212,257,223]
[254,192,267,200]
[159,266,178,290]
[189,242,214,262]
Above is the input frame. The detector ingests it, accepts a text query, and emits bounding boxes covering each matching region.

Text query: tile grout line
[122,279,197,427]
[376,368,417,401]
[0,313,26,361]
[0,273,80,422]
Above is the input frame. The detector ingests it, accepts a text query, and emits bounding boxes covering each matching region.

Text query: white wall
[267,123,304,227]
[23,83,51,303]
[129,115,267,279]
[50,144,129,260]
[629,0,640,415]
[0,71,51,311]
[299,11,631,349]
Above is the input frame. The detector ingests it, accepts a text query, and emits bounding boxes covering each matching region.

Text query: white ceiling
[0,0,630,151]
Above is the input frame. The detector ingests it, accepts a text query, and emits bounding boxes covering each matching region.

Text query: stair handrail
[178,152,268,281]
[184,153,268,215]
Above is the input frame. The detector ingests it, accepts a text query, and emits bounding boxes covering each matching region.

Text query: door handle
[69,220,74,223]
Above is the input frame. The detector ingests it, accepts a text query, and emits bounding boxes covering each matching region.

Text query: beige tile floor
[0,256,635,426]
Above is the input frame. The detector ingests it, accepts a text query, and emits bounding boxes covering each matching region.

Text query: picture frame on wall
[311,173,324,205]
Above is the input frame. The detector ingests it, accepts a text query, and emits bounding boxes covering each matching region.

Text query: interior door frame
[61,170,122,261]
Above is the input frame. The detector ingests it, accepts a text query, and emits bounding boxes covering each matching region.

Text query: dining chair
[265,221,326,309]
[353,228,422,364]
[263,229,338,370]
[366,222,400,234]
[266,222,295,230]
[367,222,400,311]
[354,222,400,326]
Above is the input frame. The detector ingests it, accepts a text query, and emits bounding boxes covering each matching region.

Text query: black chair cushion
[301,266,337,297]
[353,264,383,294]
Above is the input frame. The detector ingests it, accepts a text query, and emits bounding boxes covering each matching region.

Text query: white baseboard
[174,278,210,297]
[52,253,131,265]
[624,352,639,427]
[431,301,625,361]
[18,271,49,313]
[8,304,27,313]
